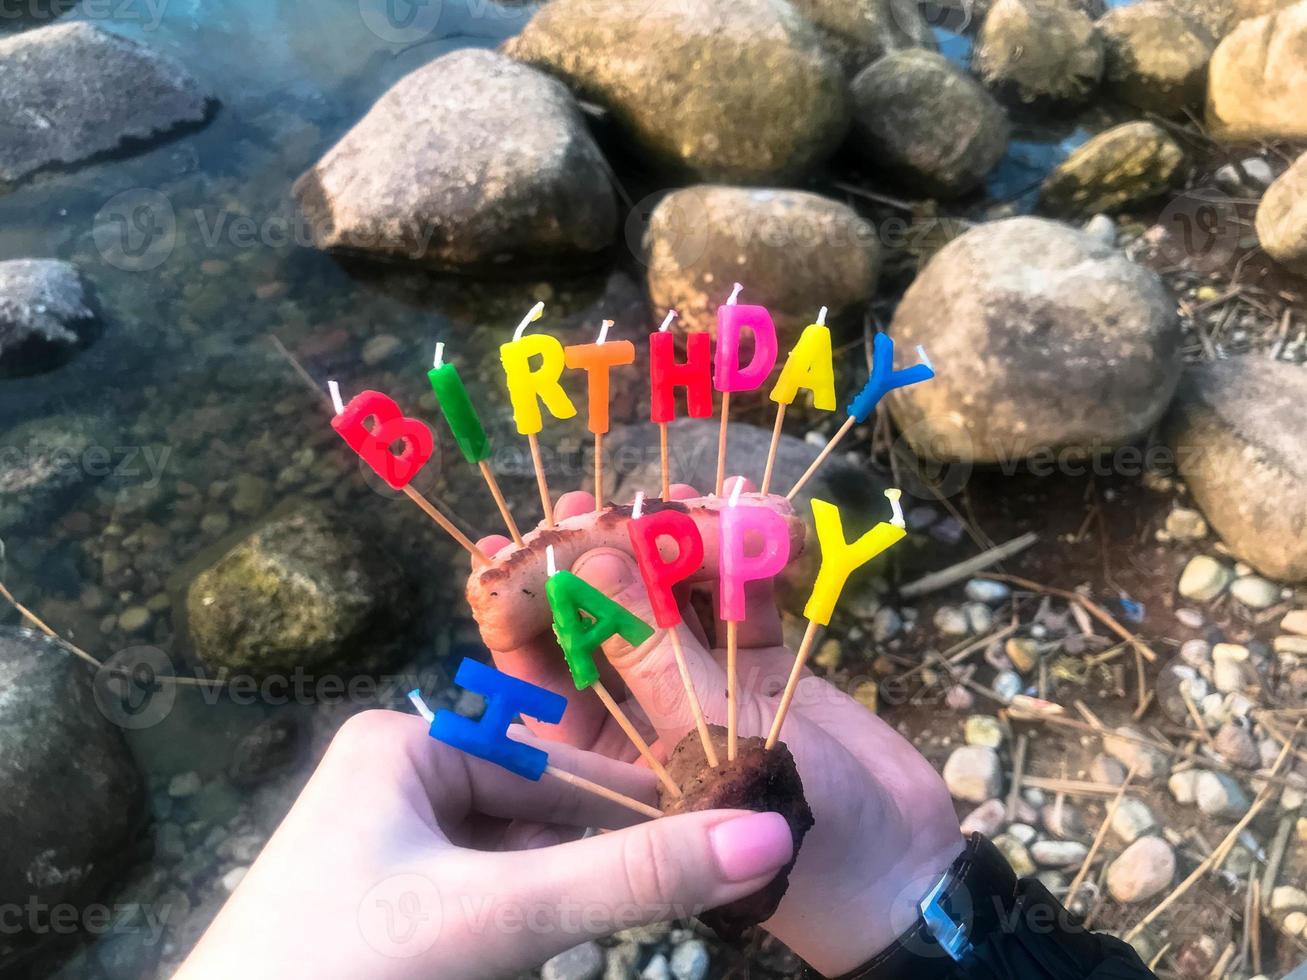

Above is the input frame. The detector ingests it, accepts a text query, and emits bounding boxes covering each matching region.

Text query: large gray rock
[0,628,145,966]
[644,186,880,341]
[0,259,95,376]
[187,506,412,676]
[1097,5,1214,115]
[789,0,933,73]
[295,49,615,271]
[973,0,1104,105]
[1255,151,1307,274]
[887,217,1181,463]
[848,50,1009,198]
[1164,359,1307,582]
[0,412,110,533]
[0,22,212,184]
[1038,121,1187,218]
[504,0,849,182]
[1206,1,1307,141]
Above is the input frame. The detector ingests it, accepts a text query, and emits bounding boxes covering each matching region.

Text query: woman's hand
[178,710,796,980]
[468,483,964,977]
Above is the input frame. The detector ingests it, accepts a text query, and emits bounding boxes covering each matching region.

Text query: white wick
[728,476,745,507]
[817,306,829,326]
[632,491,645,520]
[514,302,545,341]
[727,282,744,306]
[658,310,678,332]
[328,379,344,416]
[597,319,613,345]
[407,689,435,723]
[916,345,933,371]
[885,488,905,529]
[546,544,557,577]
[433,342,445,369]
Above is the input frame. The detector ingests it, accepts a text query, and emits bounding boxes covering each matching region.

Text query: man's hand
[467,483,964,976]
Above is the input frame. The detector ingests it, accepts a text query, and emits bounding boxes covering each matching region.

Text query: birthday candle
[547,560,654,690]
[719,486,792,622]
[626,497,705,628]
[770,317,837,412]
[429,658,566,780]
[649,332,713,424]
[847,333,934,424]
[330,386,433,490]
[427,343,490,465]
[714,288,778,395]
[500,305,577,436]
[564,321,635,437]
[804,491,907,626]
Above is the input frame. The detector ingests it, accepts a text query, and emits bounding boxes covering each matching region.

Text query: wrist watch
[804,833,1147,980]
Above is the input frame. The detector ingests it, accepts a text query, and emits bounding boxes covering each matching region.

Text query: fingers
[555,490,595,521]
[477,534,514,561]
[470,809,793,962]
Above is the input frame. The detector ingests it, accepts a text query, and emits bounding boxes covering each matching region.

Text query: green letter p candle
[546,570,653,690]
[428,346,490,465]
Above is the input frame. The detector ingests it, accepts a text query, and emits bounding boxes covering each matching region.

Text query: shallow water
[0,2,1088,973]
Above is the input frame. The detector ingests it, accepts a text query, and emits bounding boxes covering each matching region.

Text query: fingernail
[709,812,794,882]
[572,550,635,594]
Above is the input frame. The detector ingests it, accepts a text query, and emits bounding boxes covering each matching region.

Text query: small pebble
[168,771,202,799]
[1102,726,1170,780]
[1089,754,1127,786]
[1168,769,1199,805]
[1213,722,1260,769]
[959,799,1006,837]
[1178,556,1232,601]
[1196,771,1250,817]
[964,602,995,634]
[1107,837,1175,903]
[964,579,1011,605]
[542,942,605,980]
[872,606,902,643]
[1230,575,1280,610]
[220,866,249,893]
[1179,638,1212,668]
[992,671,1022,702]
[117,606,152,634]
[1174,608,1205,629]
[1165,507,1208,541]
[1005,637,1040,674]
[934,605,970,637]
[991,834,1036,877]
[943,746,1003,802]
[1281,610,1307,636]
[670,940,709,980]
[1274,635,1307,656]
[1031,840,1089,869]
[1007,823,1037,846]
[1111,797,1157,843]
[964,715,1004,748]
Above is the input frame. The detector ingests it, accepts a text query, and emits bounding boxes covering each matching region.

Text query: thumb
[478,809,793,959]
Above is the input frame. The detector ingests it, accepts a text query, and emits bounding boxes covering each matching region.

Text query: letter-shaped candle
[847,333,935,423]
[804,494,906,626]
[771,321,836,411]
[430,658,566,781]
[719,497,791,621]
[500,332,577,436]
[427,344,490,464]
[627,503,705,628]
[547,570,654,689]
[564,327,635,436]
[331,388,434,490]
[650,332,713,423]
[715,301,778,393]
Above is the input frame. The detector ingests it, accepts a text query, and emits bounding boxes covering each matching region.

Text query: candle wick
[884,488,905,529]
[597,319,613,345]
[514,302,545,341]
[407,689,435,723]
[433,342,445,369]
[916,345,933,371]
[632,491,645,520]
[546,544,557,577]
[327,379,344,416]
[727,282,744,306]
[728,476,745,507]
[658,309,678,332]
[817,306,828,326]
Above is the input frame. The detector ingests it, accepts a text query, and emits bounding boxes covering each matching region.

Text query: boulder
[1168,0,1298,36]
[973,0,1104,106]
[1255,151,1307,274]
[504,0,849,182]
[848,50,1009,198]
[0,413,110,533]
[1164,359,1307,581]
[0,628,145,966]
[1097,5,1215,114]
[1038,121,1187,218]
[1206,1,1307,141]
[643,186,880,341]
[0,22,212,184]
[295,49,615,272]
[0,259,95,376]
[886,217,1181,463]
[788,0,933,73]
[186,506,412,676]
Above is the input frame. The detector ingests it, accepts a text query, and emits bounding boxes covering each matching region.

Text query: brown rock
[1206,1,1307,141]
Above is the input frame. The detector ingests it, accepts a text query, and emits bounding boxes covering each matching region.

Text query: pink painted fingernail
[709,812,794,882]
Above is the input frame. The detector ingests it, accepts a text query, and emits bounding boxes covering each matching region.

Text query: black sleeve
[962,878,1155,980]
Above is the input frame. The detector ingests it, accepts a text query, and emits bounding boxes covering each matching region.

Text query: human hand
[178,710,796,980]
[467,483,965,976]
